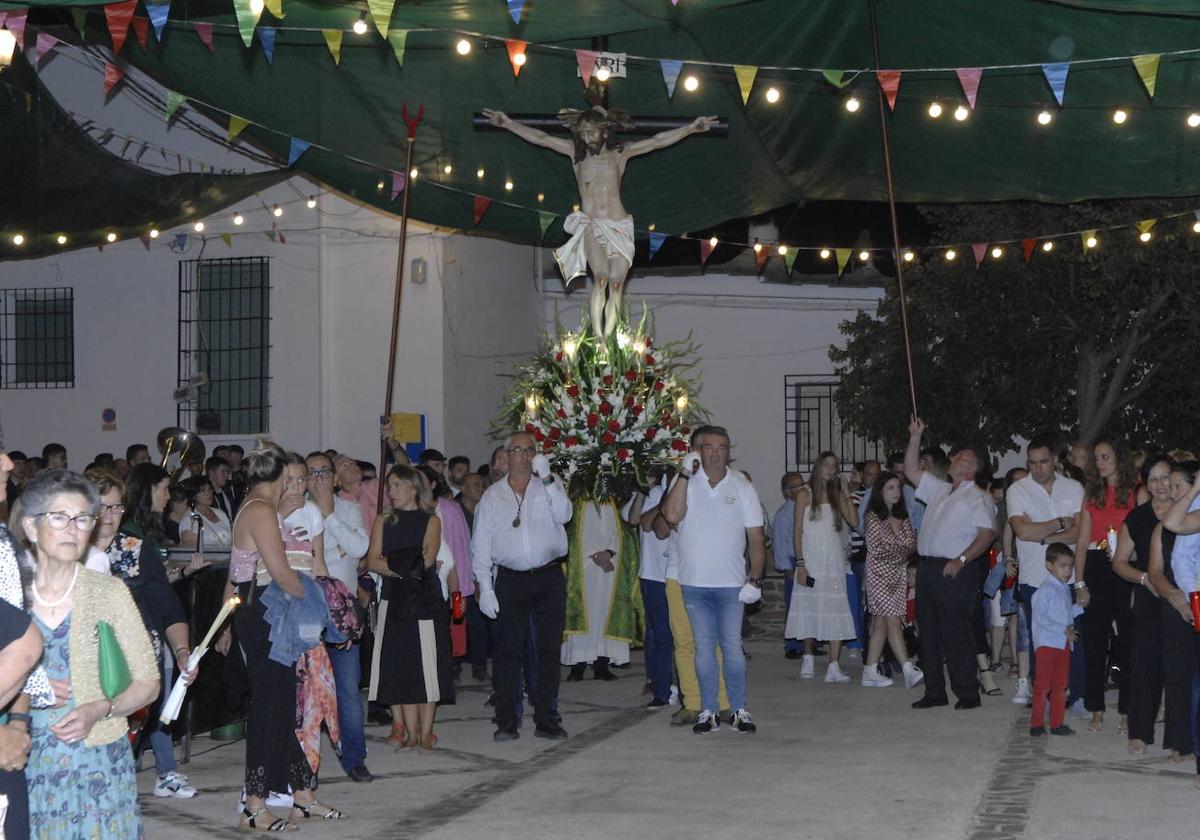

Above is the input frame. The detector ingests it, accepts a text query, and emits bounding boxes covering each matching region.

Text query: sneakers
[800,654,815,679]
[692,709,719,734]
[825,662,851,684]
[902,661,924,690]
[1050,724,1076,736]
[1068,698,1089,720]
[861,664,894,687]
[1011,678,1031,705]
[154,771,198,799]
[730,709,757,734]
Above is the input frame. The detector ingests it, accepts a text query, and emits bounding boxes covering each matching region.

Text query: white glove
[531,454,551,478]
[478,589,500,619]
[681,452,701,477]
[738,583,762,605]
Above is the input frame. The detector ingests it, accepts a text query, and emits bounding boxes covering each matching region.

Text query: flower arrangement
[495,310,704,503]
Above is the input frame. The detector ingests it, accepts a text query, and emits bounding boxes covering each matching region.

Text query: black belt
[497,559,565,576]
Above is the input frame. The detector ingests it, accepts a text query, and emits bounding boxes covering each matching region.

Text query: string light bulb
[233,212,244,225]
[476,167,485,179]
[1193,220,1200,233]
[858,249,870,262]
[376,180,385,191]
[272,205,283,217]
[1085,235,1098,249]
[1037,110,1052,126]
[537,192,545,203]
[409,168,419,180]
[902,250,915,262]
[927,102,943,119]
[765,87,780,104]
[504,179,514,191]
[777,245,788,256]
[456,38,472,56]
[683,75,699,92]
[991,245,1003,259]
[647,223,656,231]
[0,31,13,68]
[1042,240,1054,252]
[845,96,861,113]
[1139,230,1152,243]
[753,241,763,254]
[56,234,67,245]
[11,233,24,246]
[306,196,317,209]
[352,11,368,35]
[708,236,719,248]
[945,248,957,261]
[149,228,160,239]
[1189,113,1200,128]
[953,105,970,121]
[513,51,526,67]
[106,232,117,243]
[1113,109,1128,124]
[595,66,611,82]
[443,164,453,175]
[819,248,831,259]
[194,221,205,232]
[250,0,264,14]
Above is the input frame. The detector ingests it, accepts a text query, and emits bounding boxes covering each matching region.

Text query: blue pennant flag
[147,1,170,40]
[648,232,666,260]
[173,233,188,249]
[660,60,683,99]
[259,26,276,64]
[507,0,525,24]
[287,138,311,166]
[1042,62,1069,106]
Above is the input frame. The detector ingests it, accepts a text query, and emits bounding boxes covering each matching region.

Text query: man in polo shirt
[905,417,997,710]
[1006,434,1083,703]
[662,425,767,735]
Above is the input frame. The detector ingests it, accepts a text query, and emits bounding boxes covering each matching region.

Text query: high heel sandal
[239,807,297,833]
[418,731,437,753]
[1128,738,1146,755]
[1088,714,1103,732]
[291,800,346,821]
[386,723,407,747]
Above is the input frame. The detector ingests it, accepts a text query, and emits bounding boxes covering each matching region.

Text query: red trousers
[1032,645,1070,729]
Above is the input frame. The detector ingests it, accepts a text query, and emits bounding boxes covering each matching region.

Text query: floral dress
[27,614,143,840]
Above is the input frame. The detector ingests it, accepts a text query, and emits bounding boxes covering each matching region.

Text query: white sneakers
[825,662,851,684]
[154,771,198,799]
[902,661,924,690]
[861,664,894,687]
[1011,677,1031,705]
[800,654,815,679]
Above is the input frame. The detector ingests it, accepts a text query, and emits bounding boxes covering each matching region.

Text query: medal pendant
[512,516,521,528]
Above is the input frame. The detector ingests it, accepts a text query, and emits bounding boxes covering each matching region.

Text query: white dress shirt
[671,466,764,588]
[471,475,572,591]
[1006,473,1084,587]
[637,484,669,582]
[320,496,370,592]
[914,472,996,560]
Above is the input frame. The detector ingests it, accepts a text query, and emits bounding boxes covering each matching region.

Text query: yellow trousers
[665,577,729,711]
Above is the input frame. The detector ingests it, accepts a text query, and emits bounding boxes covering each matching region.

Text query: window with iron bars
[0,287,75,389]
[177,258,271,436]
[785,375,883,476]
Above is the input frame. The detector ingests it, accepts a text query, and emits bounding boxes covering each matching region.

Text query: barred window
[177,258,271,436]
[785,375,883,475]
[0,287,75,389]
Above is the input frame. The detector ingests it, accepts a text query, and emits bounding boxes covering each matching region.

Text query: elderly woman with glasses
[18,469,159,839]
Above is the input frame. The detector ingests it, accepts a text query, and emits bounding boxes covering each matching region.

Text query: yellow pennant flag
[264,0,285,18]
[835,248,852,275]
[220,233,233,248]
[1132,53,1161,98]
[322,29,343,65]
[733,65,758,106]
[367,0,395,37]
[228,115,250,141]
[388,29,407,66]
[1136,219,1157,234]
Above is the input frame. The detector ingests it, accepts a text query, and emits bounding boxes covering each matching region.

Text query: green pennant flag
[782,247,798,274]
[537,211,557,239]
[823,69,849,88]
[322,29,343,65]
[70,7,88,39]
[387,29,408,66]
[835,248,852,275]
[232,0,262,47]
[164,90,186,121]
[228,115,250,141]
[265,229,277,242]
[367,0,395,37]
[220,233,233,248]
[1132,53,1161,99]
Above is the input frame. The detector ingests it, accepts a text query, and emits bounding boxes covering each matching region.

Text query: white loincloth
[553,212,635,282]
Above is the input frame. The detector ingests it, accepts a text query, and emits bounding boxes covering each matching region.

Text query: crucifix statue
[481,100,717,339]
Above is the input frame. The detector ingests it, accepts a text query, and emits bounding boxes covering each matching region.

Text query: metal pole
[868,0,919,419]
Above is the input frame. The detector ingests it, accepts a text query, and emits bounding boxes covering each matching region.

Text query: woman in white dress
[786,451,859,683]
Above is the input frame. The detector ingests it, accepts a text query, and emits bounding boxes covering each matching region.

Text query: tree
[829,200,1200,455]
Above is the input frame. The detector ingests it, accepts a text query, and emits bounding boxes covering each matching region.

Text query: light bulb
[513,52,526,67]
[376,180,385,190]
[353,12,368,35]
[945,248,957,261]
[845,96,861,113]
[777,245,788,256]
[765,87,780,104]
[683,75,699,92]
[106,232,117,243]
[250,0,264,14]
[1113,109,1127,124]
[1189,113,1200,128]
[1037,110,1052,126]
[991,246,1003,259]
[1042,240,1054,252]
[675,394,689,412]
[56,234,67,245]
[953,105,969,121]
[272,205,283,217]
[306,196,317,209]
[0,31,14,68]
[505,180,514,191]
[537,192,545,203]
[11,233,24,246]
[1085,235,1098,249]
[456,39,471,56]
[819,248,831,259]
[708,236,718,248]
[410,168,419,180]
[1139,230,1152,243]
[927,102,943,118]
[443,164,453,175]
[476,167,485,179]
[194,221,205,232]
[753,242,762,254]
[562,337,578,358]
[647,223,656,231]
[902,250,915,262]
[1193,220,1200,233]
[149,228,160,239]
[595,67,611,82]
[858,249,870,261]
[233,212,244,225]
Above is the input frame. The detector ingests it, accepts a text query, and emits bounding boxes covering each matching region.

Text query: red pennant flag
[699,238,715,266]
[1021,238,1036,263]
[472,195,492,225]
[139,233,151,250]
[279,232,287,245]
[506,40,527,78]
[754,247,769,273]
[957,67,982,109]
[876,70,902,111]
[194,22,215,52]
[576,50,597,87]
[104,0,137,55]
[103,62,126,96]
[971,243,987,268]
[5,10,27,51]
[390,171,406,201]
[131,16,149,50]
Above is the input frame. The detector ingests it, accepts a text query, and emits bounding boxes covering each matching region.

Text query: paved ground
[139,642,1196,839]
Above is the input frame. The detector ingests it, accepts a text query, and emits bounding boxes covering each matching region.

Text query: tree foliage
[830,199,1200,455]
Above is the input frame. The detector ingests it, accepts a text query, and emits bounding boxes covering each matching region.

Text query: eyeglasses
[99,503,125,515]
[508,446,535,456]
[308,468,332,478]
[36,511,97,531]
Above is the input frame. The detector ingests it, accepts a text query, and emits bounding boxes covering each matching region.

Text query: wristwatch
[6,712,30,731]
[746,577,763,588]
[957,554,968,565]
[1074,581,1088,590]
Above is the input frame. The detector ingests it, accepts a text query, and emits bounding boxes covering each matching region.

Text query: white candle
[197,595,240,652]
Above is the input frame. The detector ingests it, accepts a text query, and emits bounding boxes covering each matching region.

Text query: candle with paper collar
[198,595,240,651]
[1107,527,1118,558]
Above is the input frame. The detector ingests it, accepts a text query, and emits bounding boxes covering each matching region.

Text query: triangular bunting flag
[472,195,492,225]
[139,233,151,250]
[70,7,88,39]
[507,0,525,24]
[754,247,769,273]
[822,69,848,88]
[1021,238,1036,263]
[733,65,757,106]
[576,50,597,87]
[104,0,137,55]
[259,27,276,63]
[322,29,342,65]
[834,248,852,275]
[264,0,284,18]
[279,231,287,245]
[391,171,406,200]
[537,211,557,239]
[5,10,27,51]
[1135,219,1157,234]
[1041,63,1069,106]
[957,67,982,109]
[228,115,250,141]
[876,70,902,111]
[232,0,262,48]
[660,60,683,99]
[1132,53,1161,99]
[130,16,148,49]
[221,233,233,248]
[971,243,987,268]
[782,248,798,274]
[367,0,394,37]
[387,29,407,65]
[103,62,125,96]
[287,138,311,166]
[265,229,276,242]
[146,2,169,40]
[699,238,715,266]
[1081,229,1097,248]
[648,232,666,260]
[194,21,215,52]
[506,40,527,78]
[164,90,186,121]
[174,233,188,249]
[34,32,58,64]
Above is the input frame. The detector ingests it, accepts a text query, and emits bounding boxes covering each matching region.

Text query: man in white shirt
[662,425,767,735]
[1005,434,1083,702]
[627,474,674,707]
[772,472,805,659]
[471,432,573,742]
[904,418,997,711]
[306,452,372,782]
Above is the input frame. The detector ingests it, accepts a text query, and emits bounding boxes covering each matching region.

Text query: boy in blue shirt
[1030,543,1084,736]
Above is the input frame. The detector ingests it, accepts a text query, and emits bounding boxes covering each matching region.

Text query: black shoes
[1050,725,1076,736]
[534,723,569,740]
[493,727,520,742]
[1029,726,1046,737]
[912,695,949,709]
[646,698,670,708]
[954,697,982,710]
[592,663,618,681]
[346,765,374,783]
[566,664,587,682]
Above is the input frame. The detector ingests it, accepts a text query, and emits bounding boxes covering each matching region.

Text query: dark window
[0,288,74,389]
[785,375,883,474]
[177,258,270,435]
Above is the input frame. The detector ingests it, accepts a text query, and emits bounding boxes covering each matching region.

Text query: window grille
[0,287,75,389]
[784,375,883,475]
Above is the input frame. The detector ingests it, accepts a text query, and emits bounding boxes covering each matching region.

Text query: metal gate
[785,375,883,475]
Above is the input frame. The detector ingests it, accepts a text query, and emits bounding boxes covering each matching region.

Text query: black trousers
[1082,550,1131,712]
[493,564,566,731]
[1160,603,1197,756]
[1127,589,1163,745]
[915,556,985,702]
[0,767,28,840]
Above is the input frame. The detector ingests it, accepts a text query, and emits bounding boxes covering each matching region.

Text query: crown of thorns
[556,105,635,132]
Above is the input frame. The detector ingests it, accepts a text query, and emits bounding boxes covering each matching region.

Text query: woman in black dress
[366,465,452,752]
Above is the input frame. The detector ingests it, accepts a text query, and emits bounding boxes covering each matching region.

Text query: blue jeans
[782,575,802,653]
[846,567,864,650]
[150,657,176,777]
[680,585,747,712]
[328,642,367,771]
[640,579,675,702]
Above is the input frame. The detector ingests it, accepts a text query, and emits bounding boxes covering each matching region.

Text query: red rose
[586,413,599,428]
[567,385,580,398]
[653,380,665,392]
[645,337,654,348]
[599,401,613,416]
[601,432,616,445]
[525,423,536,433]
[633,405,644,416]
[534,431,545,442]
[624,395,635,407]
[565,436,578,447]
[556,408,567,419]
[671,439,688,452]
[555,352,564,362]
[617,448,631,461]
[645,354,656,365]
[607,419,620,432]
[548,427,561,440]
[625,370,637,382]
[645,427,658,440]
[543,440,554,452]
[603,374,613,386]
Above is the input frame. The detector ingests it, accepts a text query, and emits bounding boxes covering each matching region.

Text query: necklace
[511,485,525,528]
[32,565,79,609]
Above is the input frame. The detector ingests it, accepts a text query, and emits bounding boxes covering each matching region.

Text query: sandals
[239,807,297,833]
[984,687,1004,697]
[1128,738,1146,755]
[291,800,347,821]
[386,723,408,748]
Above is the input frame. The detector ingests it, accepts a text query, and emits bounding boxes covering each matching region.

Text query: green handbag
[97,621,132,700]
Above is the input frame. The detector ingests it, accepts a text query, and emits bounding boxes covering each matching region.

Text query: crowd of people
[0,418,1198,836]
